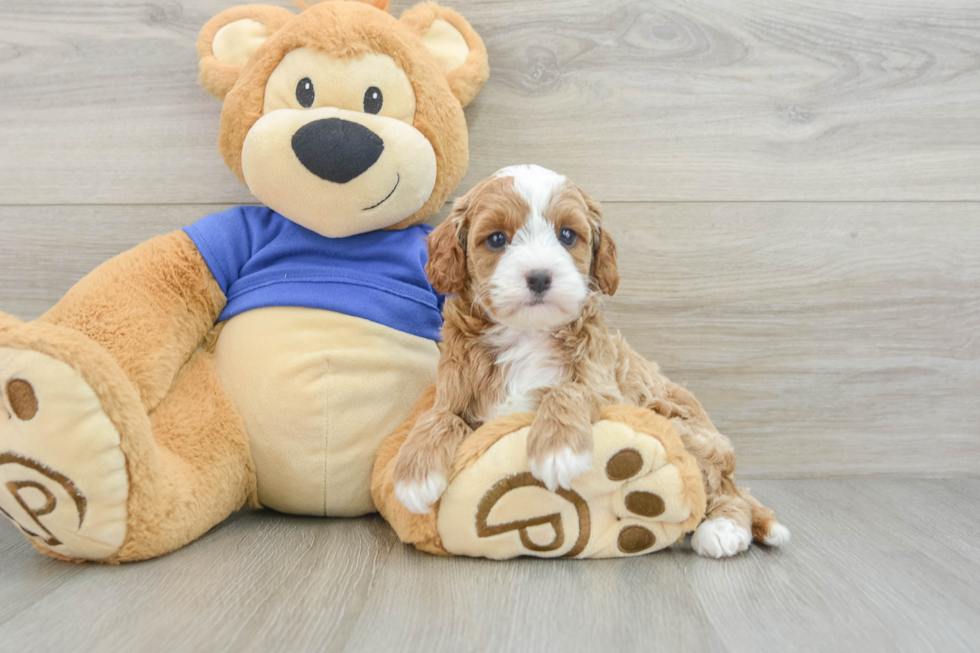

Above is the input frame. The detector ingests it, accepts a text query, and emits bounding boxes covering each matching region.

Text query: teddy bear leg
[113,348,256,562]
[37,231,227,415]
[0,316,253,562]
[374,398,708,559]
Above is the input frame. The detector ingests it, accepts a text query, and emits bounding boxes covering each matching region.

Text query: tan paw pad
[0,348,128,560]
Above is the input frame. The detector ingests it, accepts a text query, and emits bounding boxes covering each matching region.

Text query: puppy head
[427,164,619,331]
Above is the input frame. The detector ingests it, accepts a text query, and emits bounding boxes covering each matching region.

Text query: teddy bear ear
[400,3,489,107]
[197,5,296,100]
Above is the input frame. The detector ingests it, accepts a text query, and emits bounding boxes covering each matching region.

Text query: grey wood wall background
[1,0,978,479]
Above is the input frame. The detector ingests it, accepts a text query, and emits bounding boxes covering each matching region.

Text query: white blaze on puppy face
[488,165,590,331]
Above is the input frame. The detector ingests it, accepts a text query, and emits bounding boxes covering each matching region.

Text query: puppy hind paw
[394,474,448,515]
[691,517,752,559]
[529,447,592,492]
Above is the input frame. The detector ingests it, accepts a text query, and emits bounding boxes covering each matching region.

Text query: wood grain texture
[602,202,980,477]
[1,480,978,652]
[2,202,976,477]
[1,0,979,204]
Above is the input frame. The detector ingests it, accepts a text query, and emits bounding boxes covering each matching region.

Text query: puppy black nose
[291,118,384,184]
[526,270,552,295]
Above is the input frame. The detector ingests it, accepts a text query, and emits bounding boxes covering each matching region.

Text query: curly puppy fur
[393,165,787,557]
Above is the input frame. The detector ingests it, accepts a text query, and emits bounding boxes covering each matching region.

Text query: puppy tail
[742,488,791,547]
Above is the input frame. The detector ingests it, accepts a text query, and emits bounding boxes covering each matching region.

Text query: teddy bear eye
[363,86,383,114]
[558,227,578,247]
[296,77,315,108]
[486,232,507,251]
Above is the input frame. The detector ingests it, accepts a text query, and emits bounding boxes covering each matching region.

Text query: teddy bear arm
[39,230,226,413]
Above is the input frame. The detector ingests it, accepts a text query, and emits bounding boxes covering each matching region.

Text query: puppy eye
[486,232,508,251]
[296,77,315,108]
[363,86,383,114]
[558,227,578,247]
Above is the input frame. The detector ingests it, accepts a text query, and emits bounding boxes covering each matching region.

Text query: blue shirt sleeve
[183,207,260,295]
[415,223,445,310]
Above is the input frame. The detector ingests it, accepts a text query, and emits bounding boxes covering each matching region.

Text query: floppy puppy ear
[580,188,620,296]
[592,227,620,296]
[426,198,470,295]
[400,3,489,107]
[197,5,295,100]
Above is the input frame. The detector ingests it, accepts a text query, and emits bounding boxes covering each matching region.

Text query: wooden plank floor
[1,0,979,651]
[1,480,978,652]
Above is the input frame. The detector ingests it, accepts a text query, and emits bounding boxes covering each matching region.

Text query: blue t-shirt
[183,206,443,341]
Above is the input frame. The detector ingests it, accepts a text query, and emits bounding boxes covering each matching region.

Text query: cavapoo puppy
[393,164,789,558]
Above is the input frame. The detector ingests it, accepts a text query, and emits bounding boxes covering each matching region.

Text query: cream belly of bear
[213,306,439,516]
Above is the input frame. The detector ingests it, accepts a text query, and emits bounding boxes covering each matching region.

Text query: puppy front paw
[529,447,593,492]
[393,442,450,514]
[393,409,472,515]
[394,473,448,515]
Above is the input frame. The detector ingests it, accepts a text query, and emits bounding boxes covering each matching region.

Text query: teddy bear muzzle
[241,106,437,239]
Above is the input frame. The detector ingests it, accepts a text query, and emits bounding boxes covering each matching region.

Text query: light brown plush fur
[41,232,225,413]
[207,0,488,231]
[394,172,783,544]
[197,5,296,101]
[398,2,488,108]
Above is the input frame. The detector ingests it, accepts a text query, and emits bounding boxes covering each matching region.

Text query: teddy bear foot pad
[0,345,129,560]
[435,406,706,559]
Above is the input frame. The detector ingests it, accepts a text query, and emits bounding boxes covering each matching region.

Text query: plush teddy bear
[0,0,490,563]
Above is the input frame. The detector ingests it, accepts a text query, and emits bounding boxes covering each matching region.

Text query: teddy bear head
[197,0,488,238]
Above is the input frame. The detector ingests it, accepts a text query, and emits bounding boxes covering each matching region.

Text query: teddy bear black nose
[291,118,385,184]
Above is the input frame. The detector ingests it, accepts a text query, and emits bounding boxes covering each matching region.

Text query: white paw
[763,523,791,547]
[529,447,593,492]
[691,518,752,559]
[394,473,447,515]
